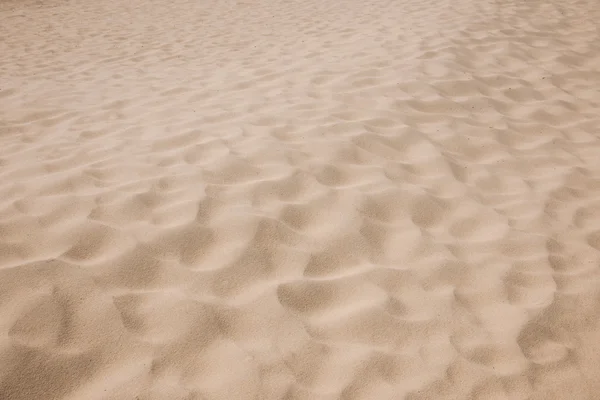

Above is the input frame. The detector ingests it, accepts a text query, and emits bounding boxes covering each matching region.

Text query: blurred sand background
[1,0,600,398]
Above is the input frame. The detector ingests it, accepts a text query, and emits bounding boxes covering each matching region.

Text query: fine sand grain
[1,0,600,398]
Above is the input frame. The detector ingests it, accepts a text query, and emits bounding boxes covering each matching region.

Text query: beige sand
[1,0,600,398]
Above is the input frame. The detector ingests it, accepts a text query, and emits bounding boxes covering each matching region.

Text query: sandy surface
[1,0,600,398]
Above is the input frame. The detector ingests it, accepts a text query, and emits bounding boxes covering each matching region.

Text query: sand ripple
[1,0,600,398]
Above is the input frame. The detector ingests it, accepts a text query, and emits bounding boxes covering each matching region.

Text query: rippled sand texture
[1,0,600,398]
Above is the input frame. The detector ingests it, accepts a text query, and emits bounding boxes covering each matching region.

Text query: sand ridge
[1,0,600,398]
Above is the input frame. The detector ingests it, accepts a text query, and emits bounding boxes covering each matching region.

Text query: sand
[1,0,600,398]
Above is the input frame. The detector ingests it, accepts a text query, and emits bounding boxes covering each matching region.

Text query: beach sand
[1,0,600,398]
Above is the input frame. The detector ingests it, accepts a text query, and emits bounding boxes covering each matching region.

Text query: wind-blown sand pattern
[1,0,600,398]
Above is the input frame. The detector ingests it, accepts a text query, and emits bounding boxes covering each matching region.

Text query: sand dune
[1,0,600,398]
